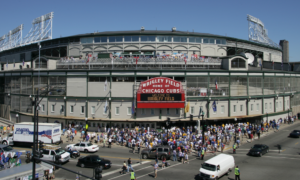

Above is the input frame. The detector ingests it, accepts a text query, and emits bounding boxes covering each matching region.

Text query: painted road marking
[231,154,300,160]
[295,142,299,145]
[136,158,198,179]
[103,160,150,177]
[237,149,284,152]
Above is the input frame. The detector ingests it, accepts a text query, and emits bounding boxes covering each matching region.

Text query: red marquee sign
[137,77,185,108]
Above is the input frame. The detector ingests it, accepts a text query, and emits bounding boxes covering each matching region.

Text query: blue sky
[0,0,298,61]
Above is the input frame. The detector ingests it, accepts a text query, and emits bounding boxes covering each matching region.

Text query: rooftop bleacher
[56,57,222,70]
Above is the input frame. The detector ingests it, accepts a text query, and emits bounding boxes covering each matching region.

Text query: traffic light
[95,166,103,180]
[39,140,44,150]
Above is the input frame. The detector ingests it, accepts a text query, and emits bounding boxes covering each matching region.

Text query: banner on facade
[136,77,185,108]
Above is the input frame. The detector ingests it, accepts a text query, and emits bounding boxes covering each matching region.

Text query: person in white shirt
[108,137,112,148]
[49,166,54,179]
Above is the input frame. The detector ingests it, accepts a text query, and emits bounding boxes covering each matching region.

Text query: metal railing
[56,58,222,70]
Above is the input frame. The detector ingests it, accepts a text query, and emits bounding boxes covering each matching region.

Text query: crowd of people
[0,125,13,135]
[63,115,296,154]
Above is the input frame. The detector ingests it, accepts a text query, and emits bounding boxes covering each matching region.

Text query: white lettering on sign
[142,78,179,88]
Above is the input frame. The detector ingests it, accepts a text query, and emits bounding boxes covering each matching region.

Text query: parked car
[289,130,300,138]
[141,146,172,160]
[65,142,99,153]
[77,155,112,169]
[248,144,269,157]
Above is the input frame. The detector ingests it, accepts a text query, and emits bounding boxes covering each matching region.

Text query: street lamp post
[16,114,19,123]
[234,118,237,143]
[166,118,170,144]
[200,112,205,145]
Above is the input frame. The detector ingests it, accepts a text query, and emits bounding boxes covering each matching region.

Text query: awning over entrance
[137,77,185,108]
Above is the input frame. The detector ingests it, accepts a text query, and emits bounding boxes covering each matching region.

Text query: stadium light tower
[247,14,281,49]
[23,12,54,46]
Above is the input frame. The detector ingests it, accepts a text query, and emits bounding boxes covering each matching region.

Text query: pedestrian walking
[127,158,134,172]
[185,153,189,164]
[161,156,166,168]
[155,152,159,164]
[154,162,158,178]
[137,143,140,154]
[103,137,106,148]
[121,161,127,174]
[235,165,240,180]
[108,137,112,148]
[173,149,177,161]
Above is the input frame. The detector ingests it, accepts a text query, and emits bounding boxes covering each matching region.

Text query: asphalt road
[13,122,300,180]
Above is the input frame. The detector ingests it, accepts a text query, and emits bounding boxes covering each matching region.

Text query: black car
[289,130,300,138]
[77,155,112,169]
[248,144,269,157]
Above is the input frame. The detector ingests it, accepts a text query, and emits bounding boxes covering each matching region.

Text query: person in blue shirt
[97,134,100,143]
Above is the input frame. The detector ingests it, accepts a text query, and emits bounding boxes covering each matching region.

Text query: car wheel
[259,153,262,157]
[266,149,269,153]
[142,154,148,159]
[84,149,88,153]
[2,141,7,145]
[80,163,85,168]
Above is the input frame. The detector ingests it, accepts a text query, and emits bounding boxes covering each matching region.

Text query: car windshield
[3,146,13,151]
[87,143,93,146]
[252,145,262,150]
[55,148,65,155]
[202,163,216,171]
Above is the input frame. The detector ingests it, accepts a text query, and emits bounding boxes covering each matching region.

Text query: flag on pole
[104,79,107,91]
[215,80,218,90]
[281,62,283,67]
[184,57,187,64]
[135,56,139,65]
[111,57,114,65]
[272,61,274,66]
[6,61,8,68]
[212,101,217,112]
[185,101,190,113]
[104,100,108,113]
[131,101,135,115]
[22,59,25,66]
[198,107,202,119]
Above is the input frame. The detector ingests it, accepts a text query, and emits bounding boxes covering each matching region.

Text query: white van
[199,154,235,180]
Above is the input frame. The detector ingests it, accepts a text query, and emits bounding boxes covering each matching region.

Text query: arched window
[35,58,47,68]
[231,58,246,68]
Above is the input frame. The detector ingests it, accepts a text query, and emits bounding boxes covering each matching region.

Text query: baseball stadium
[0,13,299,131]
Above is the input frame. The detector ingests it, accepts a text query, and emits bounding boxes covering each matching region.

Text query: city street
[13,122,300,180]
